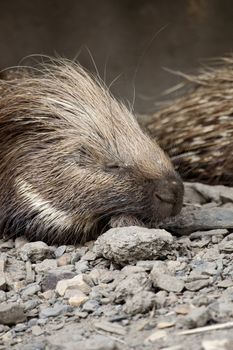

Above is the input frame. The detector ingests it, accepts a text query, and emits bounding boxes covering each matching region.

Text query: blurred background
[0,0,232,113]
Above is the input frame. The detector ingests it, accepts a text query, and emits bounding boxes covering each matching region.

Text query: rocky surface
[1,182,233,349]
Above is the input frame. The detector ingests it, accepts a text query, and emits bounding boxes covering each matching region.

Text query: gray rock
[48,332,117,350]
[202,339,231,350]
[86,268,111,285]
[219,235,233,253]
[75,246,89,258]
[82,251,97,261]
[31,325,44,336]
[0,290,6,302]
[218,279,233,288]
[190,229,228,240]
[82,299,100,313]
[121,265,146,275]
[40,304,69,318]
[114,272,152,303]
[123,291,156,315]
[82,335,117,350]
[151,272,184,293]
[54,245,67,258]
[23,299,41,311]
[28,318,38,327]
[181,306,212,328]
[14,322,28,332]
[94,320,126,335]
[154,291,168,308]
[25,260,35,283]
[208,301,233,319]
[94,226,176,265]
[1,330,14,343]
[57,253,72,267]
[190,237,211,248]
[75,260,90,273]
[184,182,206,204]
[41,269,75,291]
[150,261,169,276]
[73,310,88,319]
[0,302,26,325]
[68,291,89,307]
[56,274,91,296]
[163,207,233,235]
[0,324,9,333]
[200,246,222,262]
[20,342,45,350]
[37,318,48,326]
[3,256,26,291]
[136,260,159,271]
[21,283,41,298]
[19,241,53,262]
[35,259,57,273]
[185,182,233,203]
[70,251,82,264]
[99,271,115,284]
[185,279,210,291]
[190,260,217,276]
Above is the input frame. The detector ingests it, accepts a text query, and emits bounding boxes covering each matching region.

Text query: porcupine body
[140,56,233,185]
[0,59,183,244]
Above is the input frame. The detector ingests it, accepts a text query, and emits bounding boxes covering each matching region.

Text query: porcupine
[0,59,183,244]
[139,56,233,185]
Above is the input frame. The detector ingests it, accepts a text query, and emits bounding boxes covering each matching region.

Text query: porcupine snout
[149,172,184,221]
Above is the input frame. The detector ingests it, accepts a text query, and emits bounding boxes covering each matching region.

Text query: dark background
[0,0,232,113]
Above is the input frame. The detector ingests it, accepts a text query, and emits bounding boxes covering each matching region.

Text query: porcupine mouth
[154,193,180,220]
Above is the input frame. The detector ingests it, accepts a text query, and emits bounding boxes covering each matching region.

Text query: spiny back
[0,59,172,177]
[139,56,233,185]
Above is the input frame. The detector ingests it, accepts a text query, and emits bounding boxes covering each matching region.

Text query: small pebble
[54,245,67,258]
[31,325,44,336]
[185,279,210,291]
[151,273,184,293]
[40,304,68,318]
[202,339,231,350]
[175,304,192,315]
[19,241,53,262]
[56,274,91,296]
[57,253,71,267]
[82,299,100,313]
[0,303,26,325]
[144,330,167,344]
[69,291,89,307]
[181,306,211,328]
[94,320,126,335]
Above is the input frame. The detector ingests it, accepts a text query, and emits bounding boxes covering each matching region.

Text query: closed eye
[104,163,121,173]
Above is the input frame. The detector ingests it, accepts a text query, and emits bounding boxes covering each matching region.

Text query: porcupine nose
[153,172,184,219]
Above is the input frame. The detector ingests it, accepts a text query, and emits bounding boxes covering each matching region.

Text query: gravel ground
[1,182,233,350]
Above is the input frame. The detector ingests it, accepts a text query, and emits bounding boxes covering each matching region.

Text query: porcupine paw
[110,214,145,228]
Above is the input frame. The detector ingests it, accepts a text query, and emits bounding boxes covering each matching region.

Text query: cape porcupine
[139,56,233,185]
[0,59,183,244]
